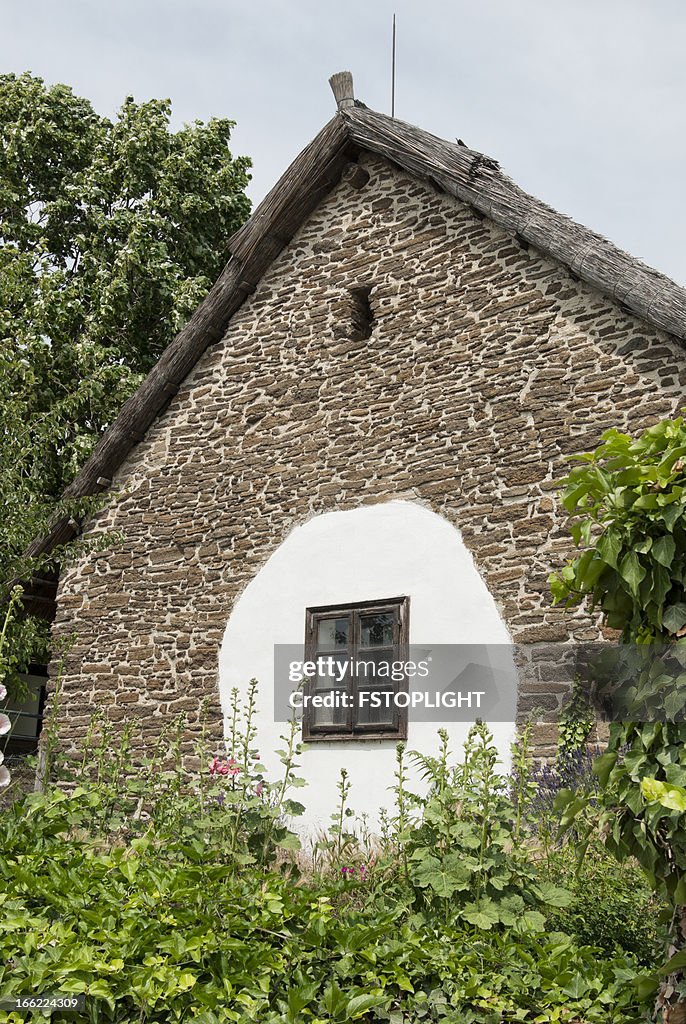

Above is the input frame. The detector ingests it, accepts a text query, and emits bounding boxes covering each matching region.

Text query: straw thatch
[20,76,686,617]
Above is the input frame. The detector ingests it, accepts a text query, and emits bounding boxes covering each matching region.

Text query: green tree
[551,416,686,1017]
[0,72,251,678]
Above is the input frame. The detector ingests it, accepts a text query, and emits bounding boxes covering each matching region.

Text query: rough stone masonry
[50,152,684,761]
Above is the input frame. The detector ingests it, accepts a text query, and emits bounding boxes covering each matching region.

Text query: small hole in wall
[349,286,374,341]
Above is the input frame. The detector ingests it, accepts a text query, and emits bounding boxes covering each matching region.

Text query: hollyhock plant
[0,686,10,788]
[209,756,240,777]
[340,864,370,882]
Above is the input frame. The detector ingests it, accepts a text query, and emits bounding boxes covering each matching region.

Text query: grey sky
[3,0,686,284]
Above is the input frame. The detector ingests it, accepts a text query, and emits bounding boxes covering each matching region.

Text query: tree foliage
[1,71,251,496]
[0,72,251,673]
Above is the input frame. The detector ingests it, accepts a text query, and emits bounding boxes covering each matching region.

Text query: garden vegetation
[0,688,663,1023]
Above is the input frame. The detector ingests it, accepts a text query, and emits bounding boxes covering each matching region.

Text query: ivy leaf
[596,530,622,569]
[347,994,386,1019]
[641,777,686,812]
[633,494,659,510]
[663,688,686,721]
[119,858,139,883]
[560,972,590,999]
[663,604,686,634]
[176,972,197,992]
[619,551,646,596]
[662,503,683,531]
[322,981,348,1017]
[651,535,676,568]
[592,751,618,787]
[287,982,319,1016]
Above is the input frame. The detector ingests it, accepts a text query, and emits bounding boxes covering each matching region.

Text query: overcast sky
[3,0,686,284]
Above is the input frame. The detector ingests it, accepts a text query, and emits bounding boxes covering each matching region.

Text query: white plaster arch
[218,500,516,834]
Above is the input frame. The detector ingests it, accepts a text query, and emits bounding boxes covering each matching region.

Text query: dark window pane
[311,689,349,727]
[314,654,352,689]
[360,613,394,648]
[356,688,395,726]
[356,649,398,685]
[317,617,350,648]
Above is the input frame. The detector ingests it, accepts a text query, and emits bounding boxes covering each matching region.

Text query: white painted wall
[218,500,516,836]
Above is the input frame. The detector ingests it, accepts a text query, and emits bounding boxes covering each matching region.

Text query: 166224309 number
[0,994,86,1012]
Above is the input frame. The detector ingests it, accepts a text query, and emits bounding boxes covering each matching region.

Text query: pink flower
[0,683,6,701]
[209,756,240,777]
[255,781,264,797]
[0,713,11,737]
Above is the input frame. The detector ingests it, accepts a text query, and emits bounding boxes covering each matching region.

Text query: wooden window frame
[302,597,409,742]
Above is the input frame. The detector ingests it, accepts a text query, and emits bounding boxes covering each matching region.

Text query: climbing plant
[550,414,686,1017]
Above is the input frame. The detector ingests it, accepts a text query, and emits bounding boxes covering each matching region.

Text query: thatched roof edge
[344,105,686,340]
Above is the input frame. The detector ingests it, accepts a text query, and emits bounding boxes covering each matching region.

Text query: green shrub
[378,724,576,936]
[548,841,665,964]
[0,786,652,1023]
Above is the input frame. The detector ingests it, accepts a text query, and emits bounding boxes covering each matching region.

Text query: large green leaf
[593,751,618,787]
[663,603,686,634]
[411,854,472,896]
[596,530,622,569]
[651,535,676,568]
[532,883,573,908]
[461,900,500,930]
[619,551,646,596]
[641,777,686,812]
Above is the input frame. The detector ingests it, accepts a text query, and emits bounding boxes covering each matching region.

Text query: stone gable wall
[51,153,685,760]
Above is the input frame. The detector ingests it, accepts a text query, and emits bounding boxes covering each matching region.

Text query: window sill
[302,728,407,743]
